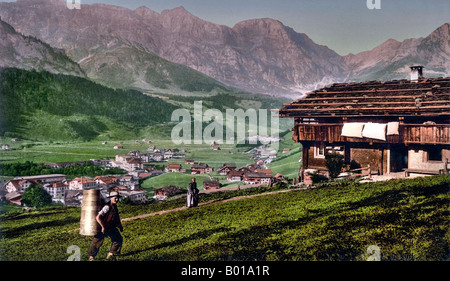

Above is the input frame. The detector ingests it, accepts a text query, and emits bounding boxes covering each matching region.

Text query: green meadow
[1,175,448,261]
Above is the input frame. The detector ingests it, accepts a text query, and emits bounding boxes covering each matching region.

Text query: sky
[1,0,449,55]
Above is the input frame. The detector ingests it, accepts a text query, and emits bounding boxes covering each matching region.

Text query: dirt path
[70,186,312,233]
[121,186,311,223]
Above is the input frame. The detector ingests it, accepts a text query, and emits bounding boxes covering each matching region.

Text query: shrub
[21,184,52,208]
[311,172,328,184]
[325,152,344,179]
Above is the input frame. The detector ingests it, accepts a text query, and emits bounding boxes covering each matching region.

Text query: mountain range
[0,16,84,77]
[0,0,448,97]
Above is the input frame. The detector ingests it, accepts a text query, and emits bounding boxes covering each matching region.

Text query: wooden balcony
[403,124,450,144]
[294,123,450,145]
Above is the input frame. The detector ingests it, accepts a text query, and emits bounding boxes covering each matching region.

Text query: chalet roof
[192,163,208,169]
[5,191,22,200]
[244,172,271,178]
[203,180,220,185]
[94,176,117,185]
[167,164,181,169]
[126,157,143,164]
[13,174,66,180]
[50,182,68,188]
[227,170,244,177]
[71,177,94,184]
[8,179,38,189]
[278,77,450,118]
[255,169,273,177]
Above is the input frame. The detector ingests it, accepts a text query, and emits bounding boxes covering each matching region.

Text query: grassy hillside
[83,43,231,93]
[0,68,180,141]
[267,131,301,179]
[0,68,291,143]
[1,175,448,261]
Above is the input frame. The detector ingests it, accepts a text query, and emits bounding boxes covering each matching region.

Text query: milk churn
[79,189,101,236]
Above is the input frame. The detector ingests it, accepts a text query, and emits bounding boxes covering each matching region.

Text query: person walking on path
[88,191,124,261]
[187,178,199,208]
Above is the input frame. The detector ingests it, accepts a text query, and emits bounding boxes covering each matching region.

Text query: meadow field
[0,175,448,261]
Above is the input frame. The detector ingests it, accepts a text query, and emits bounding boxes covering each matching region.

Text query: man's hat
[107,191,121,198]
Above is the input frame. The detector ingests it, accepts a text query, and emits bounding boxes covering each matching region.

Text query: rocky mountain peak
[0,1,447,97]
[0,17,85,77]
[233,18,290,41]
[134,6,160,18]
[160,6,199,21]
[429,22,449,39]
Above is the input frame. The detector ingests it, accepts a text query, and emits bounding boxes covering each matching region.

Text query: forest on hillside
[0,68,179,140]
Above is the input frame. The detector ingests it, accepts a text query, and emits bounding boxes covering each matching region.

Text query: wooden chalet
[191,163,213,174]
[203,180,221,190]
[242,172,272,185]
[278,66,450,180]
[166,163,182,173]
[153,185,184,199]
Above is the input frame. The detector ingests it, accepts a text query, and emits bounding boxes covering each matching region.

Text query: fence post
[444,158,448,175]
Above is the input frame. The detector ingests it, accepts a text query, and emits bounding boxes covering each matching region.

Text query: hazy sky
[1,0,449,55]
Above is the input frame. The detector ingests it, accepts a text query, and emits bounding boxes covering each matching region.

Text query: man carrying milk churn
[187,178,199,208]
[88,191,124,261]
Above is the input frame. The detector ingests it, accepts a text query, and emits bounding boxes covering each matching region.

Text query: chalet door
[390,145,408,172]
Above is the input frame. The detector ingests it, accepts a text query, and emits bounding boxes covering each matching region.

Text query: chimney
[410,65,424,82]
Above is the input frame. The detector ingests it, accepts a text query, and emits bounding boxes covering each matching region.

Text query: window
[302,118,318,124]
[314,145,325,159]
[427,147,442,162]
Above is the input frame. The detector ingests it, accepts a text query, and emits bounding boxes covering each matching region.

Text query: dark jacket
[100,203,122,230]
[188,181,199,195]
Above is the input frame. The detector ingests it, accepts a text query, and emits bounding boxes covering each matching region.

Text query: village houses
[69,177,98,190]
[166,163,182,173]
[6,179,37,193]
[242,172,272,185]
[112,154,144,172]
[218,163,237,175]
[44,182,69,203]
[203,180,221,190]
[191,163,214,174]
[1,141,284,207]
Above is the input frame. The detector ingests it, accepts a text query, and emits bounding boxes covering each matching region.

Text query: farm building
[218,163,237,175]
[153,185,184,200]
[242,172,272,185]
[191,163,214,174]
[13,174,67,184]
[203,180,221,190]
[278,66,450,181]
[226,170,244,182]
[166,164,182,173]
[5,179,38,193]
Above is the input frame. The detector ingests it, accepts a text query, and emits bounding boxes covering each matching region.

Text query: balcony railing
[403,124,450,144]
[294,123,450,145]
